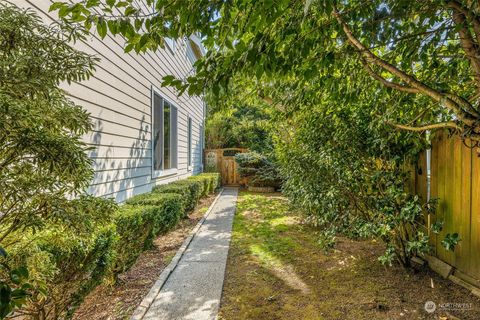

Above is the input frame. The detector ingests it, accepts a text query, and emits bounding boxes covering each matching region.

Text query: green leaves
[96,17,107,38]
[0,247,32,319]
[442,233,461,251]
[431,220,444,234]
[0,4,116,318]
[47,0,470,271]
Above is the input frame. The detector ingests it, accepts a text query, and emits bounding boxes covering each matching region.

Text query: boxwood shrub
[173,179,204,205]
[125,192,183,233]
[154,179,202,211]
[187,176,212,197]
[113,205,158,273]
[8,222,118,319]
[187,173,221,197]
[152,184,194,213]
[9,174,222,318]
[208,173,221,190]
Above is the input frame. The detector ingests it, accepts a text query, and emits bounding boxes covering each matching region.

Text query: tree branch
[387,121,461,132]
[447,1,480,90]
[332,7,478,126]
[257,90,286,112]
[359,57,419,93]
[447,0,480,45]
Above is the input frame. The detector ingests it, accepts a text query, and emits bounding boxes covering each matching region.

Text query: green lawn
[218,192,480,320]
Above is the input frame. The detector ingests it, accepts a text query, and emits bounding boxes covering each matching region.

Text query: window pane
[188,118,192,167]
[171,106,178,168]
[163,101,171,169]
[200,124,204,165]
[153,93,163,171]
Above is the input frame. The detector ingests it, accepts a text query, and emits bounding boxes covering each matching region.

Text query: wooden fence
[411,131,480,286]
[204,148,248,186]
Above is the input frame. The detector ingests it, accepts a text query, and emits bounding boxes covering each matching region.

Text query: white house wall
[19,0,206,202]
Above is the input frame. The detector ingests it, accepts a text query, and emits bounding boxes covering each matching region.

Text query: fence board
[416,131,479,284]
[457,137,471,272]
[471,148,480,277]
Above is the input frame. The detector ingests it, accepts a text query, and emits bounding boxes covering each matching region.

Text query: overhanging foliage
[53,0,480,144]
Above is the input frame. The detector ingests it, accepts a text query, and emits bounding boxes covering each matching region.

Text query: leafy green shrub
[112,205,157,273]
[172,179,205,201]
[277,105,441,268]
[153,174,220,213]
[0,3,112,318]
[235,152,281,188]
[6,209,117,319]
[171,179,204,207]
[126,192,184,233]
[201,172,221,191]
[188,175,213,196]
[190,173,221,195]
[38,224,117,318]
[153,183,195,213]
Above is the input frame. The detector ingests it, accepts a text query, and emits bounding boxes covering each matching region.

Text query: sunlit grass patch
[220,192,479,320]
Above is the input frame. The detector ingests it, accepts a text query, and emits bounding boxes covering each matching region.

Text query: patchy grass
[219,192,480,320]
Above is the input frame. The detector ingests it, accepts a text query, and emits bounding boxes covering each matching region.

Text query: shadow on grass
[219,192,480,320]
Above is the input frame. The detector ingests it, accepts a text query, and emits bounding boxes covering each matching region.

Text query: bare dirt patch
[72,193,218,320]
[219,192,480,320]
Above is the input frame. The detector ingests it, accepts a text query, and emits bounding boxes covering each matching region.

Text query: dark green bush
[173,179,205,204]
[6,176,216,319]
[189,173,221,195]
[113,205,157,273]
[235,152,281,188]
[44,225,117,317]
[171,179,204,207]
[8,222,117,319]
[203,172,221,190]
[153,183,195,212]
[188,176,212,196]
[126,192,184,233]
[0,4,106,318]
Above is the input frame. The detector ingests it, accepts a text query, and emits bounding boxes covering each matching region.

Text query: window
[187,117,192,169]
[152,89,177,175]
[200,123,204,166]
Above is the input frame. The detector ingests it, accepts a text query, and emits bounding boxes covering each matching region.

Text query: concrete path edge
[130,188,225,320]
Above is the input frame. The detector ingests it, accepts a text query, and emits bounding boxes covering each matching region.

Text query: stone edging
[130,188,225,320]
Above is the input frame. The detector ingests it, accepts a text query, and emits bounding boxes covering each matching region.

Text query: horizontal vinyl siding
[21,0,205,203]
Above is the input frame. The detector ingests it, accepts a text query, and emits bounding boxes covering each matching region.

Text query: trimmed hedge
[193,173,221,194]
[113,205,157,273]
[9,173,221,318]
[188,176,211,197]
[126,192,184,233]
[152,183,195,213]
[9,219,118,319]
[173,179,204,204]
[152,173,221,212]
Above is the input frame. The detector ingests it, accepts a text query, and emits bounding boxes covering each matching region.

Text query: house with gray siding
[20,0,206,202]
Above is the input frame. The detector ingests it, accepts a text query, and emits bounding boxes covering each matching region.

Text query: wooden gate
[204,148,247,186]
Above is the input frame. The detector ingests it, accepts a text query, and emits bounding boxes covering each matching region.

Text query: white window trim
[199,121,204,171]
[151,86,178,179]
[187,115,193,172]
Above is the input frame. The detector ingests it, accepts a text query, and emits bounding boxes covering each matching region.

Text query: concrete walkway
[132,187,239,320]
